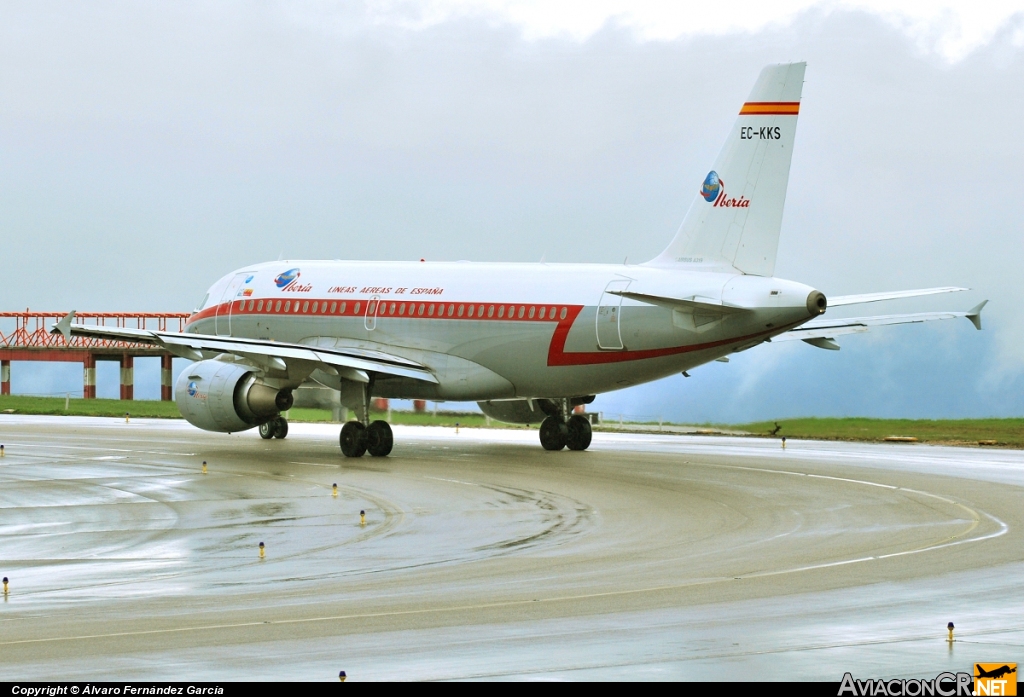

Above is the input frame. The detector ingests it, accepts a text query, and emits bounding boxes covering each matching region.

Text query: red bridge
[0,311,190,400]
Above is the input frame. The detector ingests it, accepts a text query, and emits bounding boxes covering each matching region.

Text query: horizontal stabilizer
[607,290,750,315]
[50,315,437,383]
[775,306,987,344]
[828,287,968,307]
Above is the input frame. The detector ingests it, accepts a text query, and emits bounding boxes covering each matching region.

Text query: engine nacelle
[175,360,294,433]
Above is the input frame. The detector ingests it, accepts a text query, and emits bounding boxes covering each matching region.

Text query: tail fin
[652,62,806,276]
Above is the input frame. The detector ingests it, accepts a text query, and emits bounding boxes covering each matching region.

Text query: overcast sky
[2,1,1023,421]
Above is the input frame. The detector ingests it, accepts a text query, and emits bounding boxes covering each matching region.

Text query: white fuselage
[185,260,821,401]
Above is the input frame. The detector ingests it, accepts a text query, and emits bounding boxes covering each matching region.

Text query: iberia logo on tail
[700,171,750,208]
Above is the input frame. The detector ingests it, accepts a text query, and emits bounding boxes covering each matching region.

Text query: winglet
[51,311,77,340]
[966,300,988,330]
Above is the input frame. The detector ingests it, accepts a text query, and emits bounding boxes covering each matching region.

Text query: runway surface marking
[0,463,1004,647]
[2,418,1022,680]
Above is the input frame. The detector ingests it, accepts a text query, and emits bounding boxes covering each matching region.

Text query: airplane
[975,665,1016,680]
[52,62,986,457]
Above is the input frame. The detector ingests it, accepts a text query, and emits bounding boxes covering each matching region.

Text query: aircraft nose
[806,290,827,315]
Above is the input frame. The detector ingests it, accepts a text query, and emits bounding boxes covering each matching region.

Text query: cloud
[364,0,1024,60]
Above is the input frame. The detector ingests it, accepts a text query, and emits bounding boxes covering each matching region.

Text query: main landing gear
[258,416,289,440]
[539,398,592,451]
[340,420,393,457]
[339,384,392,457]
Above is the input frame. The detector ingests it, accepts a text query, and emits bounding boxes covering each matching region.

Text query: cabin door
[596,279,630,350]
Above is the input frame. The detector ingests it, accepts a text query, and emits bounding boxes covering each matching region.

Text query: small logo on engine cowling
[187,381,198,397]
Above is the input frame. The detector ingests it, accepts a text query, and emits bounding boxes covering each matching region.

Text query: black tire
[539,415,567,451]
[340,421,367,458]
[273,417,288,439]
[365,420,394,457]
[566,414,592,451]
[258,420,275,440]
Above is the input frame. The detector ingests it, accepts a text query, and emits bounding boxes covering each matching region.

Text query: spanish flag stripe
[739,101,800,115]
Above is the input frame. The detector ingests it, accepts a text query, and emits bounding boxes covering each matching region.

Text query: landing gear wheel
[258,421,275,440]
[539,415,568,451]
[340,421,367,457]
[365,420,394,457]
[273,417,288,439]
[566,414,592,451]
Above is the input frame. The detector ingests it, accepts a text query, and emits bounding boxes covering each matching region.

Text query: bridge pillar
[83,354,96,399]
[160,354,173,401]
[1,360,10,395]
[120,355,134,401]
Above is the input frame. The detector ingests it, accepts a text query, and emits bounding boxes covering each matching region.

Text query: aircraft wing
[774,301,987,350]
[828,286,968,307]
[50,312,438,383]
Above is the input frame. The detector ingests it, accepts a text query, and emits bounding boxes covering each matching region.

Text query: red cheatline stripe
[187,298,804,369]
[739,101,800,115]
[189,299,575,324]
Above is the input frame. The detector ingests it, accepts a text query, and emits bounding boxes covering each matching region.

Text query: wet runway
[0,415,1021,681]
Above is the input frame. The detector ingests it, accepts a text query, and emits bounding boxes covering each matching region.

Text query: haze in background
[2,1,1022,422]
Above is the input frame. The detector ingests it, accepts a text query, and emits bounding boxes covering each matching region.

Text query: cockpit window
[195,293,210,312]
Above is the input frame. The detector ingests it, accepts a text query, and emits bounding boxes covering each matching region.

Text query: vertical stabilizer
[652,63,805,276]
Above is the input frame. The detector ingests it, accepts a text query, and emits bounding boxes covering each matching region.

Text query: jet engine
[174,360,294,433]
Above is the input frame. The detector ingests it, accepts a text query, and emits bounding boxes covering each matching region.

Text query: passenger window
[498,306,505,318]
[447,304,455,316]
[302,301,309,312]
[466,305,474,317]
[478,305,484,316]
[549,306,555,318]
[538,307,545,319]
[560,307,567,319]
[340,302,347,314]
[458,304,465,317]
[354,302,361,314]
[399,303,406,316]
[528,306,536,319]
[311,302,318,313]
[275,301,282,312]
[388,302,394,315]
[428,304,435,316]
[330,302,337,313]
[418,303,425,316]
[488,305,495,317]
[257,300,264,312]
[518,306,525,319]
[284,301,291,312]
